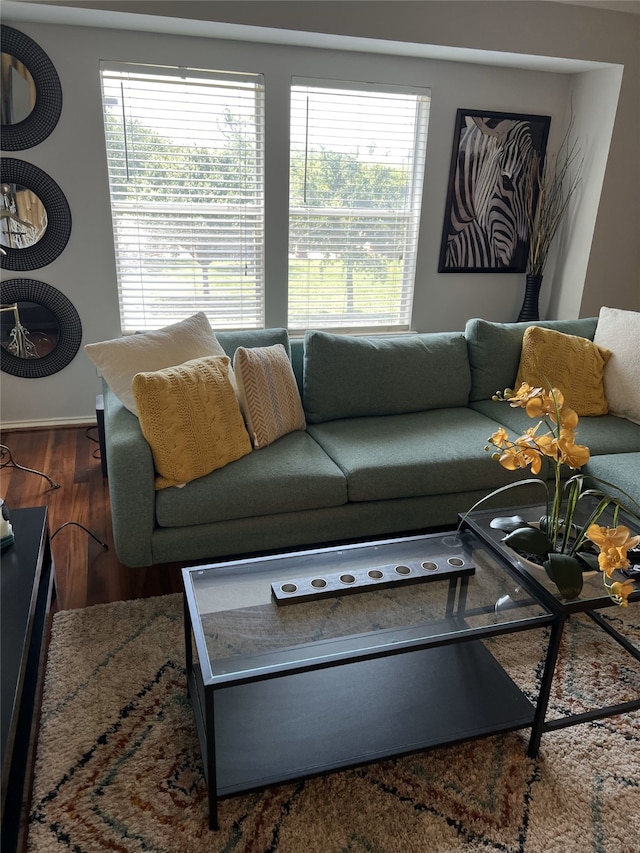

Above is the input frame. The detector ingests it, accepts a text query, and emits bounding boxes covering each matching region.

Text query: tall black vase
[517,274,543,322]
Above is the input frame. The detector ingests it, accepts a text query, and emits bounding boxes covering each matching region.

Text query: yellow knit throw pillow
[132,356,251,489]
[516,326,612,416]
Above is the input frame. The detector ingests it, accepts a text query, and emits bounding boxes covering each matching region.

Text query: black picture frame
[1,25,63,151]
[438,109,550,273]
[1,158,72,271]
[0,278,82,378]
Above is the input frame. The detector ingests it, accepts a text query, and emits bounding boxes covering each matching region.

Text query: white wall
[1,1,638,427]
[549,64,624,320]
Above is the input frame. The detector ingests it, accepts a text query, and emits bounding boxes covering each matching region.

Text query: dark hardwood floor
[1,426,184,610]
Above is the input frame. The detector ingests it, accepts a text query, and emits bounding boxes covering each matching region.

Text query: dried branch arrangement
[526,121,583,277]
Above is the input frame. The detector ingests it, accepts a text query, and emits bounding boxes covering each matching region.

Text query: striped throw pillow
[234,344,306,449]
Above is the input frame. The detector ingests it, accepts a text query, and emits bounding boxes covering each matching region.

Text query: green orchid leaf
[503,526,553,557]
[544,554,584,600]
[490,515,528,532]
[575,551,599,572]
[544,556,556,582]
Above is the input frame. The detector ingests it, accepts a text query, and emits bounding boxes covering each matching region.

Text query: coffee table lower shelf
[187,639,535,828]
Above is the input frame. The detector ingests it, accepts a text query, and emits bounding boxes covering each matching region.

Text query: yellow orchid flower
[558,407,579,430]
[597,546,630,577]
[547,387,564,408]
[534,433,561,461]
[489,427,509,448]
[522,449,543,475]
[609,579,636,607]
[522,396,547,419]
[523,389,563,420]
[498,447,539,473]
[556,437,590,469]
[512,433,544,474]
[484,383,640,606]
[587,525,640,579]
[502,383,540,404]
[586,524,640,551]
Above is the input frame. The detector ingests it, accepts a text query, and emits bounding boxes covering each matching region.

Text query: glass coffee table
[462,505,640,756]
[182,529,556,829]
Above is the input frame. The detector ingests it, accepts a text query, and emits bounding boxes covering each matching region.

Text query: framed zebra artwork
[438,109,550,273]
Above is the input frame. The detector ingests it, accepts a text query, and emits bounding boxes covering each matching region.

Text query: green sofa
[103,317,640,567]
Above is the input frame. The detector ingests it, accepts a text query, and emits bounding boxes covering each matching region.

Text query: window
[100,66,430,334]
[100,63,265,332]
[288,79,430,331]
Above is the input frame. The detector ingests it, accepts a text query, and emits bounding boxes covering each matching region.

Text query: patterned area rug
[28,593,640,853]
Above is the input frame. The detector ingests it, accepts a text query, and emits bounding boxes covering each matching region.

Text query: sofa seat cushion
[584,453,640,508]
[470,400,640,457]
[307,408,533,503]
[155,430,347,527]
[303,330,471,423]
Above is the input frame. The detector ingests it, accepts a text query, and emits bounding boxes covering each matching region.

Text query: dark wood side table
[1,507,55,853]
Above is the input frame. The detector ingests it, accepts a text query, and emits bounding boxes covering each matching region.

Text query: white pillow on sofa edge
[84,312,228,415]
[593,306,640,425]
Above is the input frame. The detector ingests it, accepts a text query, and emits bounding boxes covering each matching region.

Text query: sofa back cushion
[465,317,598,402]
[289,337,305,395]
[215,328,290,360]
[303,330,471,423]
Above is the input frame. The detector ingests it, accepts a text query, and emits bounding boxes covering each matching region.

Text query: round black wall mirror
[1,278,82,378]
[1,158,71,270]
[1,25,62,150]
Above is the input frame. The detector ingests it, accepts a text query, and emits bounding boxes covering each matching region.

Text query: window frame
[287,77,431,334]
[100,61,266,334]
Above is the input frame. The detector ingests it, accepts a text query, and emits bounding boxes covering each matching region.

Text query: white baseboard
[1,415,97,431]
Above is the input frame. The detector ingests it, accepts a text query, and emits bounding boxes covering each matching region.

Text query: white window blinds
[100,64,265,332]
[288,80,430,332]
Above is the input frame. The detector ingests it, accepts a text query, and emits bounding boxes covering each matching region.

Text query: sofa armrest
[103,383,155,566]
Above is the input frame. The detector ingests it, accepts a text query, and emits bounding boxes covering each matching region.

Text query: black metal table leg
[205,689,219,830]
[527,614,566,757]
[446,576,465,617]
[183,593,192,698]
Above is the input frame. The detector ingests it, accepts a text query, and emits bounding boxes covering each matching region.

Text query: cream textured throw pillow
[516,325,612,416]
[132,355,251,489]
[234,344,306,448]
[84,312,227,415]
[593,306,640,424]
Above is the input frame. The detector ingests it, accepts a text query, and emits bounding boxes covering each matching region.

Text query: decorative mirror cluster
[1,157,72,270]
[0,27,80,379]
[0,278,82,378]
[1,25,62,150]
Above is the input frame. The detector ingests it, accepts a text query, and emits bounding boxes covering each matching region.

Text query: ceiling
[9,0,640,13]
[2,1,634,79]
[2,1,626,75]
[551,1,640,11]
